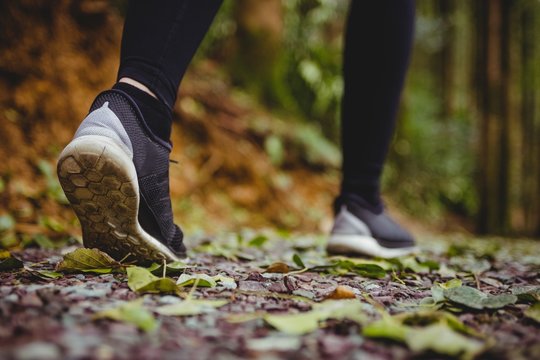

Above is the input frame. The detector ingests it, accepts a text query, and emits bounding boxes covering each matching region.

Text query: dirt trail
[1,234,539,359]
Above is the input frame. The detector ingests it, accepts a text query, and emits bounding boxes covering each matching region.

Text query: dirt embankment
[0,0,338,241]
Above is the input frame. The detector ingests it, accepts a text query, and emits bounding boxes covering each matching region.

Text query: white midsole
[327,234,417,259]
[59,134,180,262]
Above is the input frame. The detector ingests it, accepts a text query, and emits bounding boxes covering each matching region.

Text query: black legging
[117,0,415,207]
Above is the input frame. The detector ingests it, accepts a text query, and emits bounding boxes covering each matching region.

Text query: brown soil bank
[0,0,338,245]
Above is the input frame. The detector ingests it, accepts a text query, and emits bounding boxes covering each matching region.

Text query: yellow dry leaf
[326,285,356,300]
[265,262,291,274]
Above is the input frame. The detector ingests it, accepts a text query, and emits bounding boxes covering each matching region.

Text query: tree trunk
[476,0,512,234]
[519,2,540,235]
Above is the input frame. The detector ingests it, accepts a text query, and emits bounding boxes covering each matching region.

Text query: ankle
[119,77,158,99]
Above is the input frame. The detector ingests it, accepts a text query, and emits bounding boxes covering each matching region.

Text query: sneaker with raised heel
[57,89,185,263]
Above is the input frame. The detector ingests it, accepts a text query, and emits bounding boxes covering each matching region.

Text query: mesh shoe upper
[88,89,185,256]
[332,193,415,249]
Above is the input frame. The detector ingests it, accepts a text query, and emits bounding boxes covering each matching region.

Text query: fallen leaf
[155,299,228,316]
[176,273,237,289]
[0,251,23,271]
[405,323,483,357]
[444,286,517,310]
[95,299,157,332]
[397,311,479,337]
[312,300,367,324]
[226,312,266,323]
[512,286,540,302]
[441,278,463,289]
[481,293,518,309]
[56,248,120,274]
[393,257,434,273]
[326,285,356,300]
[24,267,63,280]
[147,261,190,276]
[127,266,179,294]
[265,300,367,335]
[363,314,408,342]
[331,259,386,278]
[365,310,483,357]
[247,336,302,352]
[265,262,291,274]
[176,273,217,287]
[213,275,237,289]
[524,303,540,323]
[248,235,268,247]
[431,279,463,303]
[350,263,386,278]
[264,311,320,335]
[292,253,306,268]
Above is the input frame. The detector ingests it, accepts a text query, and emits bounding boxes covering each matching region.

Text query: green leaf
[405,323,483,357]
[352,263,386,278]
[265,300,367,335]
[417,259,440,271]
[176,273,237,289]
[313,299,367,324]
[431,286,445,304]
[0,214,15,233]
[481,293,518,309]
[95,300,157,332]
[444,286,517,310]
[398,311,479,337]
[155,299,228,316]
[265,311,320,335]
[512,286,540,302]
[31,234,56,249]
[248,235,268,248]
[127,266,179,294]
[363,315,408,342]
[441,278,463,289]
[0,251,23,271]
[147,261,190,276]
[176,273,217,288]
[330,259,387,278]
[292,253,306,268]
[419,297,438,307]
[38,216,65,233]
[331,256,395,270]
[264,135,285,166]
[397,257,433,273]
[56,248,120,274]
[524,303,540,323]
[431,279,462,303]
[25,267,63,280]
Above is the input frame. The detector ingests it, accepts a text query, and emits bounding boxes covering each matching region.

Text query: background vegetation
[200,0,540,237]
[0,0,539,249]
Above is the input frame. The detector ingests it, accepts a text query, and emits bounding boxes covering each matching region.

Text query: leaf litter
[1,233,539,359]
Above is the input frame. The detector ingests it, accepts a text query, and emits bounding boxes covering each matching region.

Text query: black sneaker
[327,194,417,258]
[57,89,185,262]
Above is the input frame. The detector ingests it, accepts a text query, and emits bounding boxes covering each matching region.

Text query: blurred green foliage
[196,0,480,223]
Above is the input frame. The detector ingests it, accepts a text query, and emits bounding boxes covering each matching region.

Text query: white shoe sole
[57,135,180,263]
[327,234,417,259]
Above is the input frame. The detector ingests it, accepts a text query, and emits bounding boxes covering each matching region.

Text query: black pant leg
[340,0,415,207]
[117,0,222,110]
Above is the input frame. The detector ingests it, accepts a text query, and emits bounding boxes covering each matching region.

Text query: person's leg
[328,0,417,258]
[57,0,221,262]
